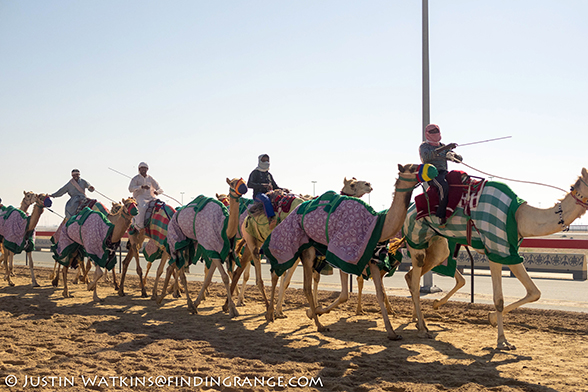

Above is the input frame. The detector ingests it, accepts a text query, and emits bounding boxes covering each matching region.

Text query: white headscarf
[256,154,270,172]
[138,162,149,170]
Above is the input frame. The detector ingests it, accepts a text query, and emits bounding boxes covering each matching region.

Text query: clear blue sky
[1,1,587,227]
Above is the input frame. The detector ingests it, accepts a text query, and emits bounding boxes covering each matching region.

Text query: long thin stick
[458,136,512,147]
[108,167,182,205]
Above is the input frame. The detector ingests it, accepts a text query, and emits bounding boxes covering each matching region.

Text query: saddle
[272,194,297,214]
[75,198,97,215]
[144,199,166,227]
[415,170,485,220]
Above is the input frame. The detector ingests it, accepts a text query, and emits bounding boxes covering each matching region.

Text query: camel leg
[356,275,365,315]
[243,231,269,310]
[237,262,251,306]
[301,247,327,332]
[381,269,394,315]
[151,253,169,300]
[52,263,61,287]
[406,247,431,338]
[87,262,103,292]
[489,261,513,350]
[265,271,280,322]
[312,270,321,309]
[4,251,15,286]
[176,266,193,312]
[316,270,349,315]
[27,252,39,287]
[489,262,540,350]
[433,270,466,310]
[143,261,153,287]
[370,261,401,340]
[134,254,145,297]
[223,263,244,312]
[62,264,72,298]
[275,259,300,318]
[214,258,239,318]
[192,262,218,313]
[170,266,182,298]
[50,261,59,282]
[156,263,176,305]
[91,266,105,302]
[117,249,134,297]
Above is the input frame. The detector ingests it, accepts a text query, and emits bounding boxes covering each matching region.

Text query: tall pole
[421,0,440,294]
[312,181,317,196]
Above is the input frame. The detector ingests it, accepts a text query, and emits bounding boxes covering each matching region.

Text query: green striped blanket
[402,182,526,266]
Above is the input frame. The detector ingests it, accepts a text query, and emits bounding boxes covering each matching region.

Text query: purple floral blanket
[52,208,118,270]
[0,206,30,254]
[167,196,230,269]
[262,192,387,276]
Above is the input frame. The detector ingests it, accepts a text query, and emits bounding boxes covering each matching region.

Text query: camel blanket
[403,182,526,265]
[243,198,305,243]
[262,191,387,277]
[0,206,31,254]
[52,208,118,270]
[167,196,230,269]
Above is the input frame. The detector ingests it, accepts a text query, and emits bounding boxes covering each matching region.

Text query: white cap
[138,162,149,169]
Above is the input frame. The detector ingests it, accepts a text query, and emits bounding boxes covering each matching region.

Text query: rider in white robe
[128,162,163,229]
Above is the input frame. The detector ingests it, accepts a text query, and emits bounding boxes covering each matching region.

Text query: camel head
[341,177,373,198]
[394,163,438,193]
[216,193,230,207]
[22,191,36,208]
[120,197,139,218]
[569,168,588,213]
[33,193,52,208]
[226,177,248,198]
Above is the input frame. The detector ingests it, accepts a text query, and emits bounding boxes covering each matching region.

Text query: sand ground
[1,265,587,391]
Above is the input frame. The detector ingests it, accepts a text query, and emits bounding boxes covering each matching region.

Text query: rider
[50,169,95,219]
[128,162,164,230]
[247,154,282,229]
[419,124,462,225]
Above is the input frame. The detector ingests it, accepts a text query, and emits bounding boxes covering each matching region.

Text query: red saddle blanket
[272,194,298,214]
[415,171,480,220]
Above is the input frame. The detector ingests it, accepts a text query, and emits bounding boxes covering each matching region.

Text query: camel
[402,169,588,350]
[0,192,50,287]
[264,164,427,339]
[52,198,138,301]
[272,177,378,319]
[156,178,248,316]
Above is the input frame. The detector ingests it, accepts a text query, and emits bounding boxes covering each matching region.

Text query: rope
[460,161,567,193]
[93,189,116,203]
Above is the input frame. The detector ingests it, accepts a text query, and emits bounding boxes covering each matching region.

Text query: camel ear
[344,177,349,185]
[352,177,357,180]
[583,168,588,179]
[398,164,405,173]
[226,178,231,185]
[216,193,220,198]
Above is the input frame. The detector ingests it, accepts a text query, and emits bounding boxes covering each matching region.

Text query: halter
[570,186,588,210]
[396,176,419,193]
[229,178,247,199]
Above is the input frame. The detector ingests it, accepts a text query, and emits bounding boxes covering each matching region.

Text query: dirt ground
[0,265,587,391]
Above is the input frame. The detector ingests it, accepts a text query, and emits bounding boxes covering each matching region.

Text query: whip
[436,136,512,152]
[108,167,183,205]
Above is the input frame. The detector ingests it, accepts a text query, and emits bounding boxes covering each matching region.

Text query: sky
[1,1,587,228]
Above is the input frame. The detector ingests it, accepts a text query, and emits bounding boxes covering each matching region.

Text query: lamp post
[180,192,184,204]
[420,0,441,294]
[312,181,317,196]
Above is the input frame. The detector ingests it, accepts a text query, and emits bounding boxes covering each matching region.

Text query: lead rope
[460,162,567,193]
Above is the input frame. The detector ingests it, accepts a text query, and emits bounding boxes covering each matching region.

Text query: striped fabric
[403,182,526,265]
[145,202,176,249]
[0,206,31,254]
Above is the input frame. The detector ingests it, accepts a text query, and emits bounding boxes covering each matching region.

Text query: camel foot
[31,282,40,288]
[306,309,314,319]
[432,299,443,310]
[222,302,229,313]
[229,306,239,318]
[497,339,516,350]
[488,312,498,327]
[141,289,148,298]
[72,279,79,285]
[151,294,158,301]
[62,291,73,298]
[236,300,246,307]
[356,307,365,316]
[118,290,126,297]
[52,278,59,287]
[188,305,198,315]
[417,329,433,339]
[8,281,15,287]
[172,290,181,299]
[87,281,98,292]
[93,297,105,303]
[275,311,287,319]
[388,333,403,341]
[265,311,275,323]
[317,325,330,333]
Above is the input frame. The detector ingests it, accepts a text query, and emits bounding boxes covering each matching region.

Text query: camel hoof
[488,312,498,327]
[317,325,330,333]
[497,341,516,350]
[432,299,442,310]
[141,290,148,298]
[417,330,433,339]
[222,303,229,313]
[355,310,366,316]
[32,283,40,288]
[306,309,314,319]
[118,291,126,297]
[265,312,275,323]
[229,307,239,318]
[275,312,288,319]
[388,334,403,341]
[52,279,59,287]
[8,281,15,287]
[151,295,158,301]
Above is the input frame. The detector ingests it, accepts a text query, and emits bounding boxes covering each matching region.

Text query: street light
[180,192,185,204]
[311,181,317,196]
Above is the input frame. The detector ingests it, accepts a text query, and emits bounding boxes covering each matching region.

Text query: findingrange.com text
[3,374,323,389]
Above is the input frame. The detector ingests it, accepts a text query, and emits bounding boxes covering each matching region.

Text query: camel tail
[388,237,405,255]
[235,238,246,255]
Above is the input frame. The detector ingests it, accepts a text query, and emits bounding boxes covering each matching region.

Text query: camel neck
[379,178,416,241]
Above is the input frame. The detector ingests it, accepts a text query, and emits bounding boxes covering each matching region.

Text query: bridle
[396,175,419,193]
[570,177,588,210]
